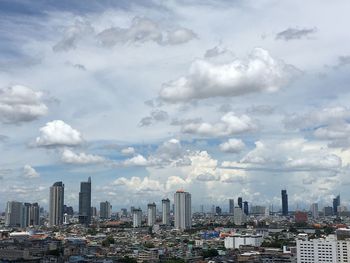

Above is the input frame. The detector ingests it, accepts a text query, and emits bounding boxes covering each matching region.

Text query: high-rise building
[5,201,23,227]
[100,201,112,219]
[133,208,142,228]
[215,206,222,215]
[324,206,333,216]
[23,202,40,227]
[49,181,64,226]
[229,199,234,214]
[174,190,192,230]
[79,177,91,225]
[333,195,340,216]
[233,207,245,225]
[238,197,243,209]
[147,203,156,226]
[281,189,288,216]
[91,207,97,218]
[162,198,170,225]
[243,201,249,215]
[311,203,319,219]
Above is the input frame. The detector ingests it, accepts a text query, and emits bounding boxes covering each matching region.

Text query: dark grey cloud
[139,109,169,127]
[276,27,317,41]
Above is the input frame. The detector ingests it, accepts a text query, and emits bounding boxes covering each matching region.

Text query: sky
[1,0,350,212]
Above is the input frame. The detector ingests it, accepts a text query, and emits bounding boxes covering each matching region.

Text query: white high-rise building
[49,181,64,226]
[133,208,142,228]
[147,203,156,226]
[310,203,319,219]
[162,199,170,225]
[5,201,24,227]
[174,190,191,230]
[233,207,246,225]
[100,201,112,219]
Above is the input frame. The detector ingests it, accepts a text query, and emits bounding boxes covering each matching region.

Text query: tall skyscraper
[281,189,288,216]
[243,201,249,215]
[233,207,245,225]
[133,208,142,228]
[49,182,64,226]
[311,203,319,219]
[229,199,234,214]
[5,201,23,227]
[333,195,340,216]
[147,202,156,226]
[174,190,191,230]
[100,201,112,219]
[162,198,170,225]
[79,177,91,225]
[238,197,243,209]
[23,202,40,227]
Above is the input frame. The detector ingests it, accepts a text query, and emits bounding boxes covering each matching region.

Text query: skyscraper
[147,202,156,226]
[5,201,23,227]
[79,177,91,225]
[133,208,142,228]
[238,197,243,209]
[233,207,245,225]
[23,202,40,227]
[174,190,191,230]
[333,195,340,216]
[243,201,249,215]
[311,203,319,219]
[281,189,288,216]
[49,182,64,226]
[100,201,112,219]
[229,199,234,214]
[162,198,170,225]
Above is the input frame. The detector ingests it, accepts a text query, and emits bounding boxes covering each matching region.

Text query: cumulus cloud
[219,138,245,153]
[121,147,135,155]
[36,120,83,147]
[123,154,149,166]
[286,154,342,170]
[159,48,296,102]
[61,148,106,164]
[23,165,40,178]
[97,17,196,47]
[113,176,163,193]
[314,122,350,147]
[181,112,256,137]
[0,85,48,124]
[275,27,317,41]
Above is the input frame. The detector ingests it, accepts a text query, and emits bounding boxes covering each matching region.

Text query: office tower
[23,202,40,227]
[79,177,91,225]
[100,201,112,219]
[49,182,64,226]
[229,199,234,214]
[233,207,245,225]
[162,198,170,225]
[333,195,340,216]
[311,203,319,219]
[121,208,128,217]
[281,189,288,216]
[243,201,249,215]
[174,190,192,230]
[147,203,156,226]
[238,197,243,209]
[324,206,333,216]
[215,206,222,215]
[64,205,74,215]
[133,208,142,228]
[91,207,97,218]
[5,201,23,227]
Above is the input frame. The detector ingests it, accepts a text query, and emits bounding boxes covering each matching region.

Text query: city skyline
[1,0,350,210]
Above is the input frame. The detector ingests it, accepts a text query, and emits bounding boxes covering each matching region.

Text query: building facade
[49,182,64,226]
[100,201,112,220]
[281,189,289,216]
[133,209,142,228]
[79,177,91,225]
[147,203,156,226]
[174,190,191,230]
[162,198,170,225]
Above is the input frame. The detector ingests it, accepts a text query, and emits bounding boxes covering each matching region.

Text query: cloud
[123,154,149,166]
[181,112,256,137]
[0,85,48,124]
[121,146,135,155]
[61,148,106,164]
[219,138,245,153]
[139,109,169,126]
[314,122,350,148]
[36,120,83,147]
[275,27,317,41]
[159,48,297,102]
[23,165,40,178]
[113,176,163,193]
[286,154,341,170]
[97,16,196,47]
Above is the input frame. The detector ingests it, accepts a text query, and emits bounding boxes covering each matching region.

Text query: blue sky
[1,0,350,212]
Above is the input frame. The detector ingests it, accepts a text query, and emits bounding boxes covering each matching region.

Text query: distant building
[100,201,112,219]
[229,199,234,214]
[281,189,288,216]
[133,208,142,228]
[238,197,243,209]
[147,203,156,226]
[233,207,245,225]
[162,198,170,225]
[243,201,249,215]
[224,234,263,249]
[333,195,340,216]
[91,207,97,218]
[174,190,191,230]
[250,205,266,215]
[324,206,333,216]
[215,206,222,215]
[49,181,64,226]
[295,211,308,223]
[79,177,91,225]
[23,202,40,227]
[310,203,318,219]
[64,205,74,215]
[5,201,23,227]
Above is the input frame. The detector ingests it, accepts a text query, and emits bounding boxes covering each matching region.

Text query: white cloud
[36,120,83,147]
[166,28,197,45]
[139,109,169,126]
[23,165,40,178]
[219,138,245,153]
[0,85,48,123]
[121,147,135,155]
[159,48,296,102]
[123,154,149,166]
[113,176,163,193]
[61,148,106,164]
[182,112,256,137]
[286,154,342,170]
